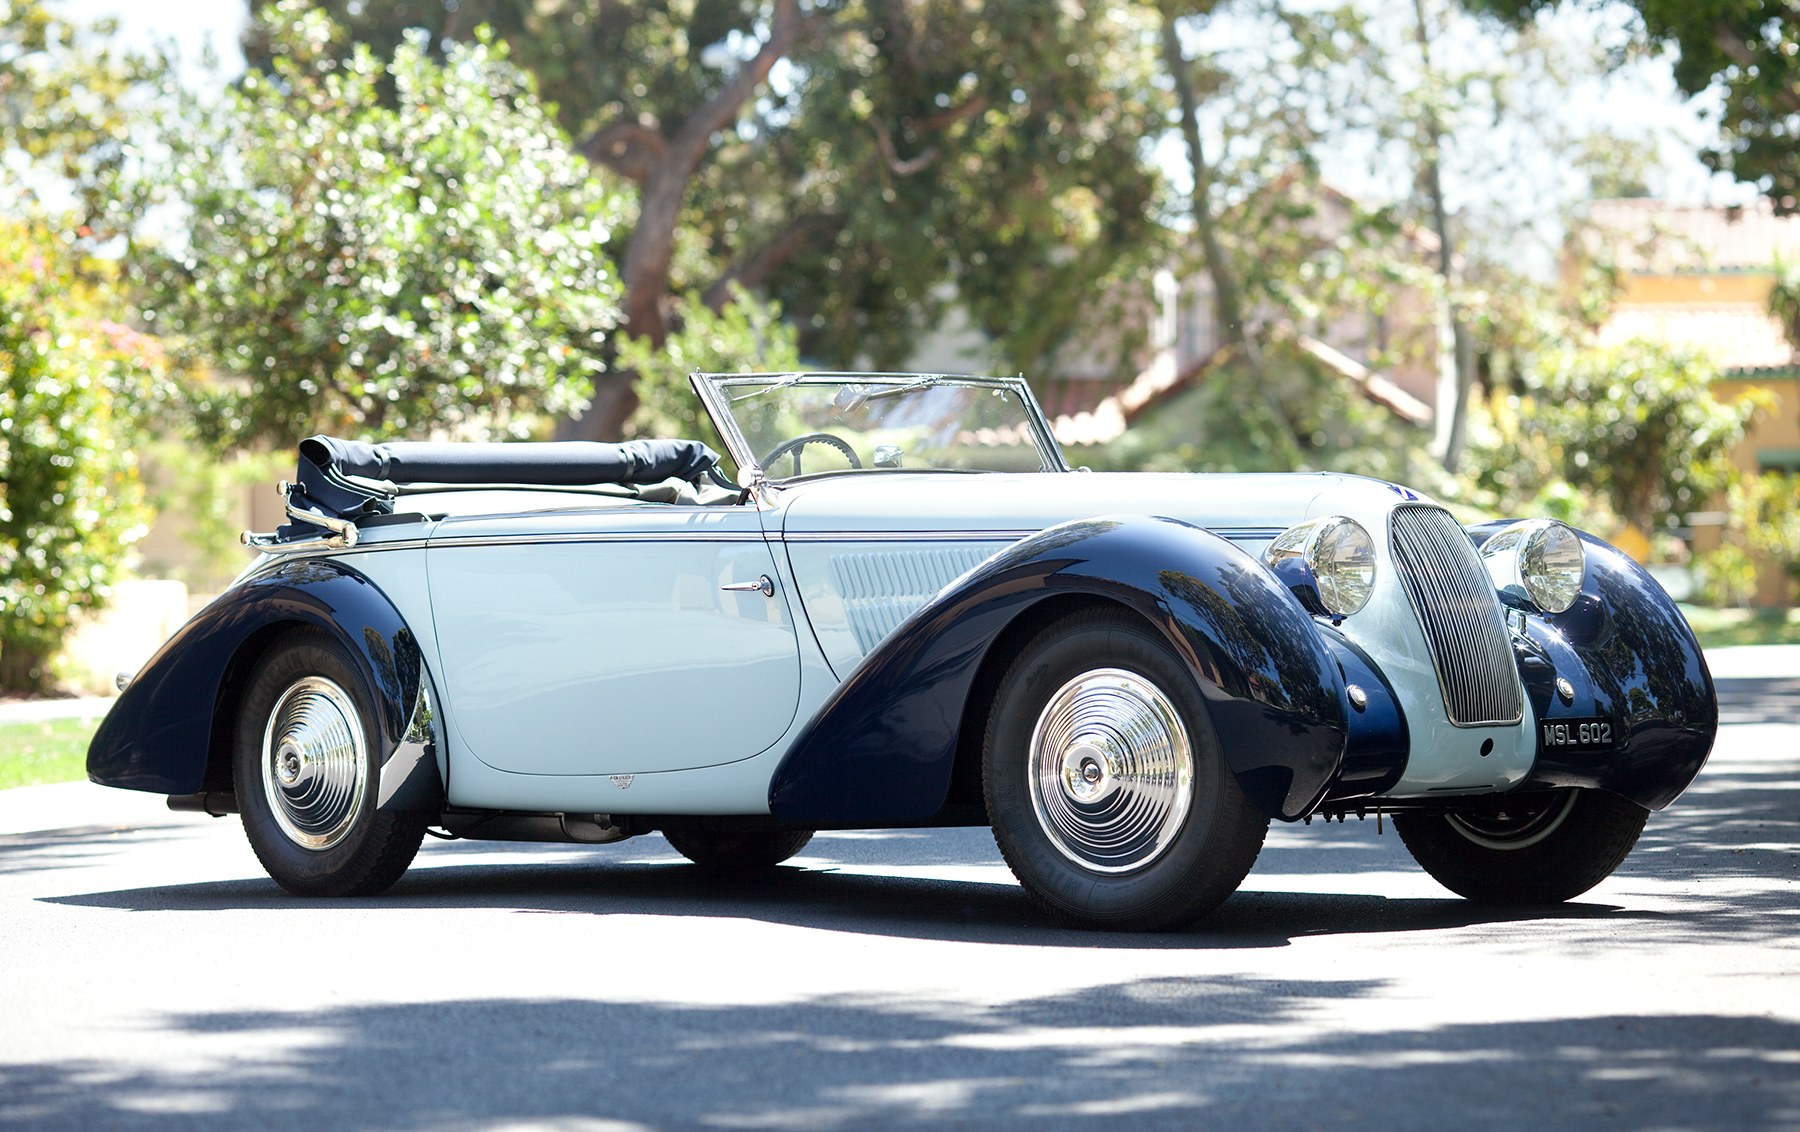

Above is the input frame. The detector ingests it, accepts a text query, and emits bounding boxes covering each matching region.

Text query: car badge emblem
[609,775,635,790]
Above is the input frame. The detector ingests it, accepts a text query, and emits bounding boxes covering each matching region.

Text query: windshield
[693,372,1067,479]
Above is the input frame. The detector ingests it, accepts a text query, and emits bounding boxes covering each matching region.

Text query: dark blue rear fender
[86,558,441,809]
[768,515,1352,825]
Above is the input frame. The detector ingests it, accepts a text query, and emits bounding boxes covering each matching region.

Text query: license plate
[1541,717,1615,750]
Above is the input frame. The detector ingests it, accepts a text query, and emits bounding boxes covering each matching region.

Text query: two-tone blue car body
[88,372,1716,929]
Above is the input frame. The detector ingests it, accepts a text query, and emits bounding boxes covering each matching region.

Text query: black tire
[982,608,1268,931]
[1392,788,1649,904]
[234,629,427,896]
[662,827,815,869]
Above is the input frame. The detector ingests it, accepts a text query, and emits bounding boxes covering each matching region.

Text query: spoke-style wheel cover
[260,676,369,851]
[1445,790,1579,850]
[1027,668,1194,873]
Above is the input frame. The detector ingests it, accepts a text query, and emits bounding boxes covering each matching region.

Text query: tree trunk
[561,0,817,443]
[1161,8,1297,464]
[0,641,49,696]
[1160,12,1254,364]
[1412,0,1478,474]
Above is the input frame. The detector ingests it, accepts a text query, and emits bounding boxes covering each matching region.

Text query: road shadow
[1713,674,1800,726]
[41,839,1658,951]
[2,990,1796,1130]
[17,672,1794,948]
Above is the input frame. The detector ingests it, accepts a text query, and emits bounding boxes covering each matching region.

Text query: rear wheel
[234,630,427,896]
[1392,788,1648,904]
[662,827,815,869]
[982,608,1267,931]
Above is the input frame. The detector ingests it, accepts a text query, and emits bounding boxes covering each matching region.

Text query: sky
[61,0,248,80]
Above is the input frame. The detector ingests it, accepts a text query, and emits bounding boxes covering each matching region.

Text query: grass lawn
[0,717,100,790]
[1680,606,1800,649]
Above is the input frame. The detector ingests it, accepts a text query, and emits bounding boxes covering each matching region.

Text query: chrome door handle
[721,574,775,597]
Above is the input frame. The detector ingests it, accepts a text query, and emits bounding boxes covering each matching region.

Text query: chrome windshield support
[240,483,360,554]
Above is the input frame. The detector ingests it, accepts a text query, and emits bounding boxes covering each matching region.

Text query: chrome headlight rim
[1479,519,1586,615]
[1264,515,1378,618]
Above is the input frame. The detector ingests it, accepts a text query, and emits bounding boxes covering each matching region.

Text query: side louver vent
[830,546,997,653]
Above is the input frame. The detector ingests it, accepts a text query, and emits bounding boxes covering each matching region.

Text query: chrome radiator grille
[1388,506,1524,726]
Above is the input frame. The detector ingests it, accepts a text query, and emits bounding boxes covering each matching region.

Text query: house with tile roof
[907,182,1442,448]
[1583,198,1800,604]
[1586,198,1800,474]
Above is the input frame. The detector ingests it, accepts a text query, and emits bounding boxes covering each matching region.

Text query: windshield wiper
[727,372,811,403]
[864,375,947,401]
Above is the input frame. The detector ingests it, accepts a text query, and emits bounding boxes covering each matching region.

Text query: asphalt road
[2,673,1796,1131]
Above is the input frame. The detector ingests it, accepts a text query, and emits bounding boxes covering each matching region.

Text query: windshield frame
[690,370,1071,482]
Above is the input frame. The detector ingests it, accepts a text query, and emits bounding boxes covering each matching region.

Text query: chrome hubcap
[260,676,367,851]
[1028,668,1194,874]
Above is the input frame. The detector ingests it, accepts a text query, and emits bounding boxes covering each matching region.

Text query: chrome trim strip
[778,526,1287,544]
[427,532,767,549]
[253,538,432,559]
[780,530,1032,544]
[241,529,767,565]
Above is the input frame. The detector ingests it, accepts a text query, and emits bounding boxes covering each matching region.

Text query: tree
[132,4,627,447]
[1479,338,1762,538]
[2,1,181,693]
[1471,0,1800,211]
[0,220,164,693]
[1158,2,1263,388]
[617,284,801,465]
[1,0,161,222]
[249,1,1167,440]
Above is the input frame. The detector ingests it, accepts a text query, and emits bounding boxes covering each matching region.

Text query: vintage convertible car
[88,372,1717,930]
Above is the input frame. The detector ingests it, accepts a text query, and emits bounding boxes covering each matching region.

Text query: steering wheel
[758,432,862,477]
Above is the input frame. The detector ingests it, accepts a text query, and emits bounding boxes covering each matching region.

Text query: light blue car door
[424,503,802,777]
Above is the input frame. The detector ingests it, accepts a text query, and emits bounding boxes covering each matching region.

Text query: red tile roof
[1584,198,1800,274]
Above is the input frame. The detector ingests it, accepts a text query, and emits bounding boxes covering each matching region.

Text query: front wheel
[982,608,1268,931]
[234,630,427,896]
[1391,788,1649,904]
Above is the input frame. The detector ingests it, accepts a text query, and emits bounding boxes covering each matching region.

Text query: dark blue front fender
[1518,535,1715,809]
[768,515,1353,825]
[87,558,436,806]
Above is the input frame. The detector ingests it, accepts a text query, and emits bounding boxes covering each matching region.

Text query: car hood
[773,471,1438,538]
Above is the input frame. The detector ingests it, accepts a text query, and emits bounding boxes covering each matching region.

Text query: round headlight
[1480,519,1586,614]
[1265,516,1377,617]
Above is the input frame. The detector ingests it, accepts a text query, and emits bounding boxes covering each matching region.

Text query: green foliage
[1466,338,1761,537]
[0,0,164,223]
[617,285,800,465]
[0,220,161,693]
[1469,0,1800,211]
[1734,472,1800,579]
[138,445,289,591]
[1694,543,1759,608]
[250,1,1166,385]
[132,3,629,446]
[1768,256,1800,346]
[1624,0,1800,209]
[1678,604,1800,647]
[0,716,101,789]
[1704,470,1800,605]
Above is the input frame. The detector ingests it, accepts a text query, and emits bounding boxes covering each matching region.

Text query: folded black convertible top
[290,435,723,521]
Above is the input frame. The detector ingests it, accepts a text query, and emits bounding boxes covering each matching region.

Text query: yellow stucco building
[1587,199,1800,604]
